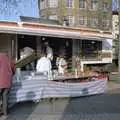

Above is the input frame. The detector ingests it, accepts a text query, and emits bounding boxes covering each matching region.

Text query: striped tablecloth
[8,74,108,104]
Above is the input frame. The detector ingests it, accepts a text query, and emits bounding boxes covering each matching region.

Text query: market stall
[5,21,110,104]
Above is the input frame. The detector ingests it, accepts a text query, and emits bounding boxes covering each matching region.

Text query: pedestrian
[0,53,15,117]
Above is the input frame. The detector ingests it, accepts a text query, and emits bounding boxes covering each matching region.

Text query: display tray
[51,72,108,83]
[52,75,108,83]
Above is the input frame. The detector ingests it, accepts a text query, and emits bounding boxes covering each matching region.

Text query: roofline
[0,21,113,40]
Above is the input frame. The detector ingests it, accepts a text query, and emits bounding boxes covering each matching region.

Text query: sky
[0,0,119,22]
[112,0,119,11]
[0,0,39,21]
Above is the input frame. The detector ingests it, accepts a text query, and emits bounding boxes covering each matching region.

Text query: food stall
[0,21,111,104]
[8,53,108,104]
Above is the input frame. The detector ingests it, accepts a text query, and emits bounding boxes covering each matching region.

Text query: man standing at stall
[36,52,52,76]
[0,53,15,117]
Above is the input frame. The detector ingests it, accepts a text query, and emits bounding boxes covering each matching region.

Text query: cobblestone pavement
[1,81,120,120]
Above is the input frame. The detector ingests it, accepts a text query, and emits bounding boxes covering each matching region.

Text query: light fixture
[66,40,69,47]
[91,41,95,44]
[42,37,45,40]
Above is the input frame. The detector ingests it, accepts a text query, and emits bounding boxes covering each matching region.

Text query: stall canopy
[0,21,112,40]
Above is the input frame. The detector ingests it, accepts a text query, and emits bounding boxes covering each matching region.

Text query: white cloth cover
[8,75,108,103]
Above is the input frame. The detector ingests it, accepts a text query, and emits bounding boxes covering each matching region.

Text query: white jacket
[36,57,52,73]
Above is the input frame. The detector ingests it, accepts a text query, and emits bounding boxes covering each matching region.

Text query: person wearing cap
[58,54,67,75]
[44,42,53,61]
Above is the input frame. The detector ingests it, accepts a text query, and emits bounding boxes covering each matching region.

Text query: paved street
[1,81,120,120]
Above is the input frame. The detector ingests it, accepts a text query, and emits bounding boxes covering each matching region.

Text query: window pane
[103,2,109,11]
[49,15,57,20]
[79,0,86,8]
[68,16,74,25]
[40,0,46,9]
[79,16,87,25]
[48,0,58,7]
[90,18,98,27]
[102,19,109,29]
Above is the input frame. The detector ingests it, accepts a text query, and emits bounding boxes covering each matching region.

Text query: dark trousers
[0,88,9,116]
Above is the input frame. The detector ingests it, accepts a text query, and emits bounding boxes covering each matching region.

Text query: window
[90,18,98,28]
[114,21,119,31]
[79,16,87,25]
[91,0,98,10]
[82,40,102,59]
[115,34,119,39]
[66,0,73,8]
[103,2,109,11]
[49,15,58,20]
[40,0,46,9]
[102,19,109,29]
[48,0,58,8]
[79,0,86,8]
[68,16,74,26]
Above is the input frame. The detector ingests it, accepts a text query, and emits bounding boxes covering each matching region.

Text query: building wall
[112,13,119,59]
[39,0,112,31]
[112,14,119,38]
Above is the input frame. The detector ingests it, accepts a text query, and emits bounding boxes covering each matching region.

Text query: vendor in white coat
[36,52,52,75]
[58,55,67,75]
